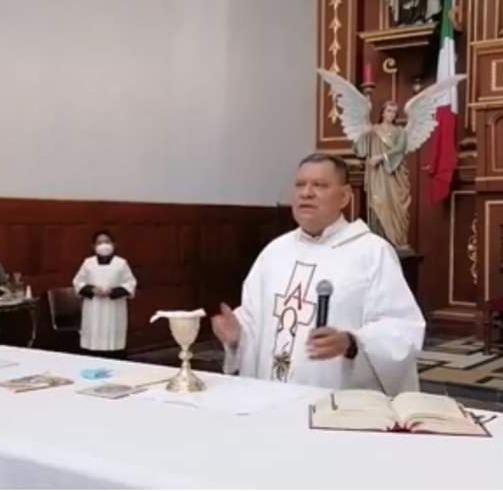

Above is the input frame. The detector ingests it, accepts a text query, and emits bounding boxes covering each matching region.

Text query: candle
[363,62,374,85]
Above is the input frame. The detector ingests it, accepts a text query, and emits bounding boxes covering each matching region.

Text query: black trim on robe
[96,254,114,265]
[80,255,127,299]
[109,287,130,300]
[79,285,95,299]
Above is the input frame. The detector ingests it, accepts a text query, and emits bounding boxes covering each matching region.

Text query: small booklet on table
[0,373,73,393]
[77,383,146,399]
[76,367,173,400]
[309,390,492,437]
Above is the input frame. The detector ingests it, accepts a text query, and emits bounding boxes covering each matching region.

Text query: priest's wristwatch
[344,332,358,360]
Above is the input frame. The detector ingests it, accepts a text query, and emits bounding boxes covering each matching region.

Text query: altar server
[73,230,136,358]
[212,153,425,396]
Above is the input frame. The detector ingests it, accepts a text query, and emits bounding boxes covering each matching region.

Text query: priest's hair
[298,153,349,185]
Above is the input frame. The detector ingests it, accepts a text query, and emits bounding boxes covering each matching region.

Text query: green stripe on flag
[440,0,453,41]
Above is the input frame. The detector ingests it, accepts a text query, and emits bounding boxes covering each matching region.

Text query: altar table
[0,346,499,489]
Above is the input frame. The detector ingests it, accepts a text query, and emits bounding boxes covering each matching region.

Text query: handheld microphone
[315,280,333,328]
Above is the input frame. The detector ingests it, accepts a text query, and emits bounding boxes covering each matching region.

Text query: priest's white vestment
[224,217,425,396]
[73,256,137,351]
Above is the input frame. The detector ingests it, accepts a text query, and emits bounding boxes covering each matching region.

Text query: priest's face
[292,161,351,236]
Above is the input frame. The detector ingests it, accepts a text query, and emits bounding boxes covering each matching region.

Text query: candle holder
[360,81,376,99]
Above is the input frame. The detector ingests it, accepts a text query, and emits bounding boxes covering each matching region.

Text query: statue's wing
[404,74,466,154]
[318,69,371,142]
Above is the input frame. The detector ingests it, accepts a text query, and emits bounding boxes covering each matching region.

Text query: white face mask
[95,243,114,256]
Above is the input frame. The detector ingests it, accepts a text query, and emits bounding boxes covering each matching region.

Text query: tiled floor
[130,336,503,412]
[418,336,503,410]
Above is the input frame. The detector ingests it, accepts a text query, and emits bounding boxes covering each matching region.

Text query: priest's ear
[338,183,352,211]
[327,153,352,211]
[297,152,352,211]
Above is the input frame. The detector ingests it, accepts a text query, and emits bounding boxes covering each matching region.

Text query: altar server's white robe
[224,217,425,396]
[73,256,136,351]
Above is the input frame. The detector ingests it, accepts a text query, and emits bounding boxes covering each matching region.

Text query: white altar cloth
[0,346,499,489]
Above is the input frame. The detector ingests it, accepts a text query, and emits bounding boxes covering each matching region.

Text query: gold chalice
[150,309,206,393]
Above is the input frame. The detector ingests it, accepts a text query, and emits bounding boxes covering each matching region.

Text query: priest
[212,153,425,396]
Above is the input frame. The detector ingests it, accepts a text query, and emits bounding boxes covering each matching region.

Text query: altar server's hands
[93,287,110,297]
[307,328,352,360]
[212,303,242,349]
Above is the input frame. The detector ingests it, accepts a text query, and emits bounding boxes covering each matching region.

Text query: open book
[309,390,491,437]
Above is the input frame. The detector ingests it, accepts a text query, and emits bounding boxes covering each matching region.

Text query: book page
[310,390,398,432]
[331,389,393,412]
[403,417,487,436]
[392,392,466,423]
[391,392,488,435]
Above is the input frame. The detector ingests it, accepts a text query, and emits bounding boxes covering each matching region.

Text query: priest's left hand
[306,327,351,360]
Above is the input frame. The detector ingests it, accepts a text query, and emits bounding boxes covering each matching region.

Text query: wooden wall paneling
[468,31,503,339]
[457,137,477,185]
[415,189,451,312]
[316,0,358,152]
[477,108,503,184]
[0,199,294,354]
[472,41,503,109]
[363,0,388,32]
[479,0,502,41]
[459,0,472,129]
[449,191,477,306]
[474,0,486,43]
[480,198,503,303]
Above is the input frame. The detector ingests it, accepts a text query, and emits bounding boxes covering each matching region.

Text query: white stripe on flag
[436,38,457,113]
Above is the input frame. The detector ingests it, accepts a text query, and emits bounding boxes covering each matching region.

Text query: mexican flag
[429,0,458,203]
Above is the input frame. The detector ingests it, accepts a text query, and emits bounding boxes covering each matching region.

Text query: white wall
[0,0,316,205]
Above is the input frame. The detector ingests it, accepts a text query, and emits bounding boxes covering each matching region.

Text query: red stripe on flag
[429,105,457,203]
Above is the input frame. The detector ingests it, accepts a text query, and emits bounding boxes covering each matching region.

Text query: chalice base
[166,366,206,393]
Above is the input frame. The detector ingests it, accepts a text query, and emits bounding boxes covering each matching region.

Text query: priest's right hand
[211,302,241,349]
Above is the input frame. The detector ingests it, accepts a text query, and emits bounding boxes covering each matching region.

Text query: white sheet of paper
[111,367,175,388]
[137,377,317,415]
[0,360,18,369]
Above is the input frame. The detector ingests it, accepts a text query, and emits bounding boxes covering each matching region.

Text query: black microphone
[315,280,333,328]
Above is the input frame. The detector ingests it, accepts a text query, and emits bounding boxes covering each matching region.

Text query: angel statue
[318,69,465,252]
